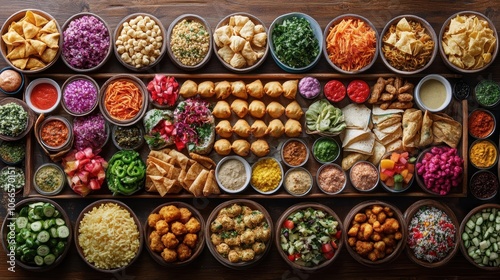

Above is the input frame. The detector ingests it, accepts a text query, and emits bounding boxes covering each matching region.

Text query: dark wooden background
[1,0,500,279]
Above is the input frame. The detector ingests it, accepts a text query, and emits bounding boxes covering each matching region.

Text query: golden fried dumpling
[232,119,251,138]
[213,100,231,119]
[266,119,285,138]
[214,25,233,47]
[248,100,266,119]
[231,80,247,99]
[215,80,232,99]
[285,101,304,120]
[251,139,270,157]
[230,53,246,68]
[250,120,268,138]
[241,41,258,66]
[285,119,302,137]
[239,20,255,41]
[214,139,232,156]
[198,81,215,98]
[246,79,264,99]
[217,45,234,64]
[232,139,251,157]
[266,101,285,118]
[252,32,267,48]
[216,120,233,138]
[282,80,298,99]
[230,99,249,118]
[179,80,198,98]
[264,81,283,98]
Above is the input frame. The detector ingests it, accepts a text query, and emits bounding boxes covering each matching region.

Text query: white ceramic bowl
[25,78,62,115]
[215,155,251,194]
[250,157,283,195]
[414,74,452,113]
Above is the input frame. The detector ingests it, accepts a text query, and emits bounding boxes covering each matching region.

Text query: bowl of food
[114,13,166,71]
[72,112,110,152]
[146,74,180,109]
[324,79,346,103]
[0,97,35,141]
[25,78,61,115]
[470,170,498,200]
[468,108,496,139]
[378,151,416,193]
[0,9,62,73]
[33,163,66,196]
[61,75,99,116]
[415,146,464,196]
[474,79,500,109]
[324,14,378,74]
[269,12,322,73]
[37,115,73,153]
[111,123,144,150]
[0,139,25,165]
[344,200,406,267]
[380,15,437,75]
[205,199,273,269]
[1,198,72,271]
[312,136,340,164]
[316,163,347,195]
[213,12,268,73]
[404,199,460,268]
[144,202,205,266]
[469,139,498,170]
[349,160,379,192]
[280,138,309,168]
[250,157,283,195]
[75,199,143,273]
[414,74,452,113]
[283,167,313,197]
[0,165,25,194]
[459,204,500,270]
[167,14,212,71]
[215,155,251,194]
[439,11,498,73]
[61,12,112,72]
[0,67,24,95]
[99,74,148,126]
[276,202,343,271]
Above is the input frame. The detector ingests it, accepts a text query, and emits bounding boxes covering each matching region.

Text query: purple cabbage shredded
[73,113,108,151]
[63,79,97,114]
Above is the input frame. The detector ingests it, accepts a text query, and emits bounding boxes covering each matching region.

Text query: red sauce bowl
[25,78,61,114]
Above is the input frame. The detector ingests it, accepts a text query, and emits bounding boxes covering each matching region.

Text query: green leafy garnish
[305,99,346,134]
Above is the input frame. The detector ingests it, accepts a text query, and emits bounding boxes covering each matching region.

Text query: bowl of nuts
[114,13,167,71]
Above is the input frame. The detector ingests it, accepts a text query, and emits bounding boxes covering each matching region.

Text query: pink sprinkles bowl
[61,12,112,72]
[61,75,99,116]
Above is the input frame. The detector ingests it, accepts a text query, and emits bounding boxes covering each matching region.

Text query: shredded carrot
[326,18,377,71]
[104,80,143,121]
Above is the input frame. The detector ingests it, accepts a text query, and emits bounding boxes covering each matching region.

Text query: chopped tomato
[331,240,338,249]
[335,230,342,240]
[324,80,346,103]
[283,220,294,229]
[321,243,333,253]
[347,80,370,103]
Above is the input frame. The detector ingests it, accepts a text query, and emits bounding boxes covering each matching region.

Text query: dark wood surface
[1,0,500,279]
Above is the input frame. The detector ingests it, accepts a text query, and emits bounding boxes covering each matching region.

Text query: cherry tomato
[321,243,333,253]
[324,80,346,103]
[283,220,294,229]
[323,250,335,260]
[347,79,370,103]
[335,230,342,240]
[288,254,296,261]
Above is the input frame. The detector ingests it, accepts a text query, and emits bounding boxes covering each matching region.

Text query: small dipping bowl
[0,139,25,165]
[215,155,251,194]
[0,67,24,95]
[283,167,313,196]
[312,137,340,164]
[111,123,144,150]
[470,170,498,200]
[469,139,498,170]
[38,115,73,153]
[474,79,500,109]
[468,108,496,139]
[280,138,309,168]
[25,78,61,115]
[414,74,452,113]
[316,163,346,195]
[349,161,379,192]
[298,76,321,99]
[33,163,66,196]
[250,157,283,195]
[61,75,100,116]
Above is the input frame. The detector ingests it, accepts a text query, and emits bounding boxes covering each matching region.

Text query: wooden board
[22,73,468,198]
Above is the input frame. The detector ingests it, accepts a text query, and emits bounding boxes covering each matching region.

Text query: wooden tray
[21,73,468,198]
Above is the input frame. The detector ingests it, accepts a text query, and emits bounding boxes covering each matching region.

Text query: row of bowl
[0,9,497,76]
[2,198,499,272]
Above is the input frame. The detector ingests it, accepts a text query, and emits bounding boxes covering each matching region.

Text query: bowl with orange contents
[99,74,148,126]
[379,151,416,193]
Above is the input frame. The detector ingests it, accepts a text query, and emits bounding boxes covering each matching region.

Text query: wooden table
[1,0,500,279]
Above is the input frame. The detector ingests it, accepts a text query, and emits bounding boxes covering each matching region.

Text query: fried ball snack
[285,101,304,120]
[232,119,251,138]
[198,81,215,98]
[213,100,232,119]
[250,139,270,157]
[282,79,298,99]
[250,120,268,138]
[266,101,285,118]
[231,99,249,118]
[249,100,266,119]
[232,139,251,157]
[214,139,232,155]
[246,79,264,99]
[216,120,233,138]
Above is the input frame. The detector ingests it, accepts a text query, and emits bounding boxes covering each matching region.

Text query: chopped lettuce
[305,99,346,134]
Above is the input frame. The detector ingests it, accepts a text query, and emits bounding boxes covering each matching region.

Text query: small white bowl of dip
[414,74,452,112]
[215,155,251,194]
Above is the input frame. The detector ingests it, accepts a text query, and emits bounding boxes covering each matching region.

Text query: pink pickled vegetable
[147,74,179,107]
[416,146,463,195]
[62,147,108,197]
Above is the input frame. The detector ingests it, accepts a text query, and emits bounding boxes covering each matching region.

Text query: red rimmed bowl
[74,199,143,273]
[144,202,205,266]
[205,199,273,269]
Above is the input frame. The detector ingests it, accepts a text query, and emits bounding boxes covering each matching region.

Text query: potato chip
[442,14,497,70]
